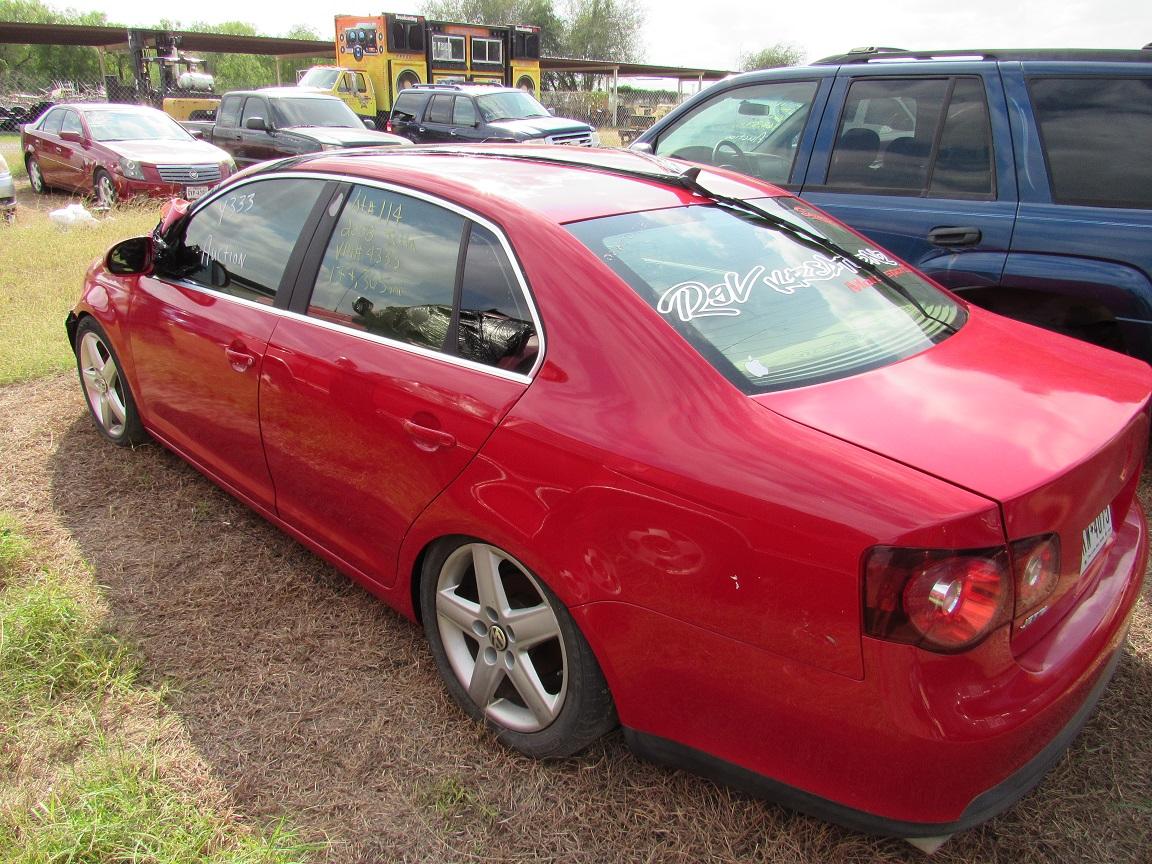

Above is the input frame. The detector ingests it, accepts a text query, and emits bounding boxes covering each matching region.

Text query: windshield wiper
[673,166,958,335]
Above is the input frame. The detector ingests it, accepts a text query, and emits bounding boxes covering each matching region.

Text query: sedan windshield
[84,110,194,142]
[271,97,362,128]
[476,91,550,122]
[567,198,965,392]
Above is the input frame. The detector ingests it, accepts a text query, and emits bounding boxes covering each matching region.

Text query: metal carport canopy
[0,21,331,57]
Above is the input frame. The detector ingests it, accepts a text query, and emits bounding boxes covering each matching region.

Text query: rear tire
[420,537,617,759]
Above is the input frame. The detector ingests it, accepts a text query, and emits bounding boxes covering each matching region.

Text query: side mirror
[244,116,270,131]
[630,141,654,154]
[188,128,205,139]
[106,236,154,275]
[60,130,86,144]
[362,117,377,130]
[547,107,556,116]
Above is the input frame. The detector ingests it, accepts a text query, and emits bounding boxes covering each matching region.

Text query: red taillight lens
[1010,534,1060,618]
[864,547,1011,652]
[385,120,393,133]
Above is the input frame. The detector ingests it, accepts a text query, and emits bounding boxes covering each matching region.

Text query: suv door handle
[403,419,456,451]
[928,226,982,247]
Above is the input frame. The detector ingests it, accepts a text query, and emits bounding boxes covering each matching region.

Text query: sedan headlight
[221,157,236,175]
[590,131,601,147]
[118,157,145,180]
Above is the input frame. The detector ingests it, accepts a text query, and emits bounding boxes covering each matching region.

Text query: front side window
[60,110,83,136]
[432,34,466,62]
[472,37,503,64]
[826,77,993,197]
[39,108,65,134]
[453,97,478,126]
[567,199,964,392]
[1030,76,1152,209]
[159,178,325,305]
[654,80,819,185]
[240,97,268,128]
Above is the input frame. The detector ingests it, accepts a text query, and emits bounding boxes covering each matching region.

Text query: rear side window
[306,186,538,370]
[1030,77,1152,209]
[217,95,242,129]
[826,77,994,198]
[391,92,424,123]
[567,199,965,392]
[427,95,455,125]
[161,178,324,305]
[653,80,819,185]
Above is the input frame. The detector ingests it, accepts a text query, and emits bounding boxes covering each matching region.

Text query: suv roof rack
[407,82,508,91]
[814,47,1152,65]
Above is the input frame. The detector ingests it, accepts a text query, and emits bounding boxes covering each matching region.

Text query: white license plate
[1080,505,1114,573]
[184,185,210,200]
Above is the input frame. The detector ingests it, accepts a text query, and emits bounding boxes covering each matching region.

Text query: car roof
[49,103,164,114]
[405,84,520,95]
[270,145,784,224]
[228,88,345,100]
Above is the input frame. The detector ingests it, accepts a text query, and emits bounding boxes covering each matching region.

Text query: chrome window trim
[167,170,545,383]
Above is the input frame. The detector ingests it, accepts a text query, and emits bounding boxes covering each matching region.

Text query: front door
[128,176,330,511]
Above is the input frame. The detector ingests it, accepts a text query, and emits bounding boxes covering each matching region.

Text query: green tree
[0,0,108,92]
[740,43,804,71]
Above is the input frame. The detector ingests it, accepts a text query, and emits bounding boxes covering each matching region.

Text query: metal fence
[0,78,144,132]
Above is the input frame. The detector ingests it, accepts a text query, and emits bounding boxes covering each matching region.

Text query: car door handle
[403,419,456,451]
[225,346,256,372]
[418,126,426,133]
[927,226,982,247]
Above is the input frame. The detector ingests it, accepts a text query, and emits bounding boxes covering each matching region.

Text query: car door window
[40,108,65,134]
[427,95,454,125]
[653,80,819,184]
[159,178,325,305]
[307,185,464,350]
[826,77,993,198]
[217,95,242,128]
[453,97,477,127]
[391,92,424,123]
[1029,76,1152,209]
[241,97,268,128]
[60,110,83,136]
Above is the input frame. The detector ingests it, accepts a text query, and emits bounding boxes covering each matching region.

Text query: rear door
[260,180,541,586]
[800,64,1017,294]
[128,176,331,511]
[415,94,459,142]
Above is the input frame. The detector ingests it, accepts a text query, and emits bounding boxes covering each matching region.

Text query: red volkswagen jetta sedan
[67,146,1149,842]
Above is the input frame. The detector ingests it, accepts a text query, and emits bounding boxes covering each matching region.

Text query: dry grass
[1,372,1149,863]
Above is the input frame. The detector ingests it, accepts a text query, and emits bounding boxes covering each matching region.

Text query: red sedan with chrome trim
[66,145,1150,844]
[21,102,234,205]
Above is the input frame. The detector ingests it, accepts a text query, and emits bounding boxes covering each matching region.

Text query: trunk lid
[755,310,1150,651]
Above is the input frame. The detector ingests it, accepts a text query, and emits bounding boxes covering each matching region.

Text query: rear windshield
[567,198,965,392]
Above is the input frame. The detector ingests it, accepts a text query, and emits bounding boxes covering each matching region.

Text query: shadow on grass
[49,411,1152,864]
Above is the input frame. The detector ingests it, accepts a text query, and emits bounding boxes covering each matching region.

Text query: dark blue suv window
[1030,77,1152,209]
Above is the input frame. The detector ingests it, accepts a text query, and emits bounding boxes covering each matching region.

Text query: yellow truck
[297,12,543,123]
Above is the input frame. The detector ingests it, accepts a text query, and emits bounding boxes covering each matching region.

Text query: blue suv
[634,48,1152,360]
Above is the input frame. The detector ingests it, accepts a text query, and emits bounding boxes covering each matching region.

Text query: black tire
[26,156,46,193]
[93,169,117,207]
[420,537,617,758]
[74,317,148,446]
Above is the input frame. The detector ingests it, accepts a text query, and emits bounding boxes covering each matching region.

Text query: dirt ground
[1,373,1149,864]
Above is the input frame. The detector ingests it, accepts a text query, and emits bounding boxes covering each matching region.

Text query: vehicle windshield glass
[567,198,966,392]
[84,110,194,142]
[476,91,549,121]
[297,68,340,89]
[271,97,361,128]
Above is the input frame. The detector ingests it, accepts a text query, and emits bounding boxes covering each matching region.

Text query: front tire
[26,156,45,193]
[74,318,147,446]
[94,169,117,207]
[420,538,616,758]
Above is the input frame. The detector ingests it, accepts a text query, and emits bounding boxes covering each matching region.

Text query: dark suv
[634,48,1152,360]
[386,84,598,146]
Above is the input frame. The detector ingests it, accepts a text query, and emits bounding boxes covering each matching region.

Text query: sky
[59,0,1150,75]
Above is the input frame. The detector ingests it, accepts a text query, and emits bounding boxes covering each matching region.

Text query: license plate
[185,185,210,200]
[1080,505,1114,573]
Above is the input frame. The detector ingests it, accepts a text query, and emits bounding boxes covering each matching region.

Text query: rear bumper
[576,502,1147,834]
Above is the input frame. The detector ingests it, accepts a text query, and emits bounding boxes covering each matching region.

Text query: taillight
[864,547,1011,652]
[1010,534,1060,619]
[385,119,393,133]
